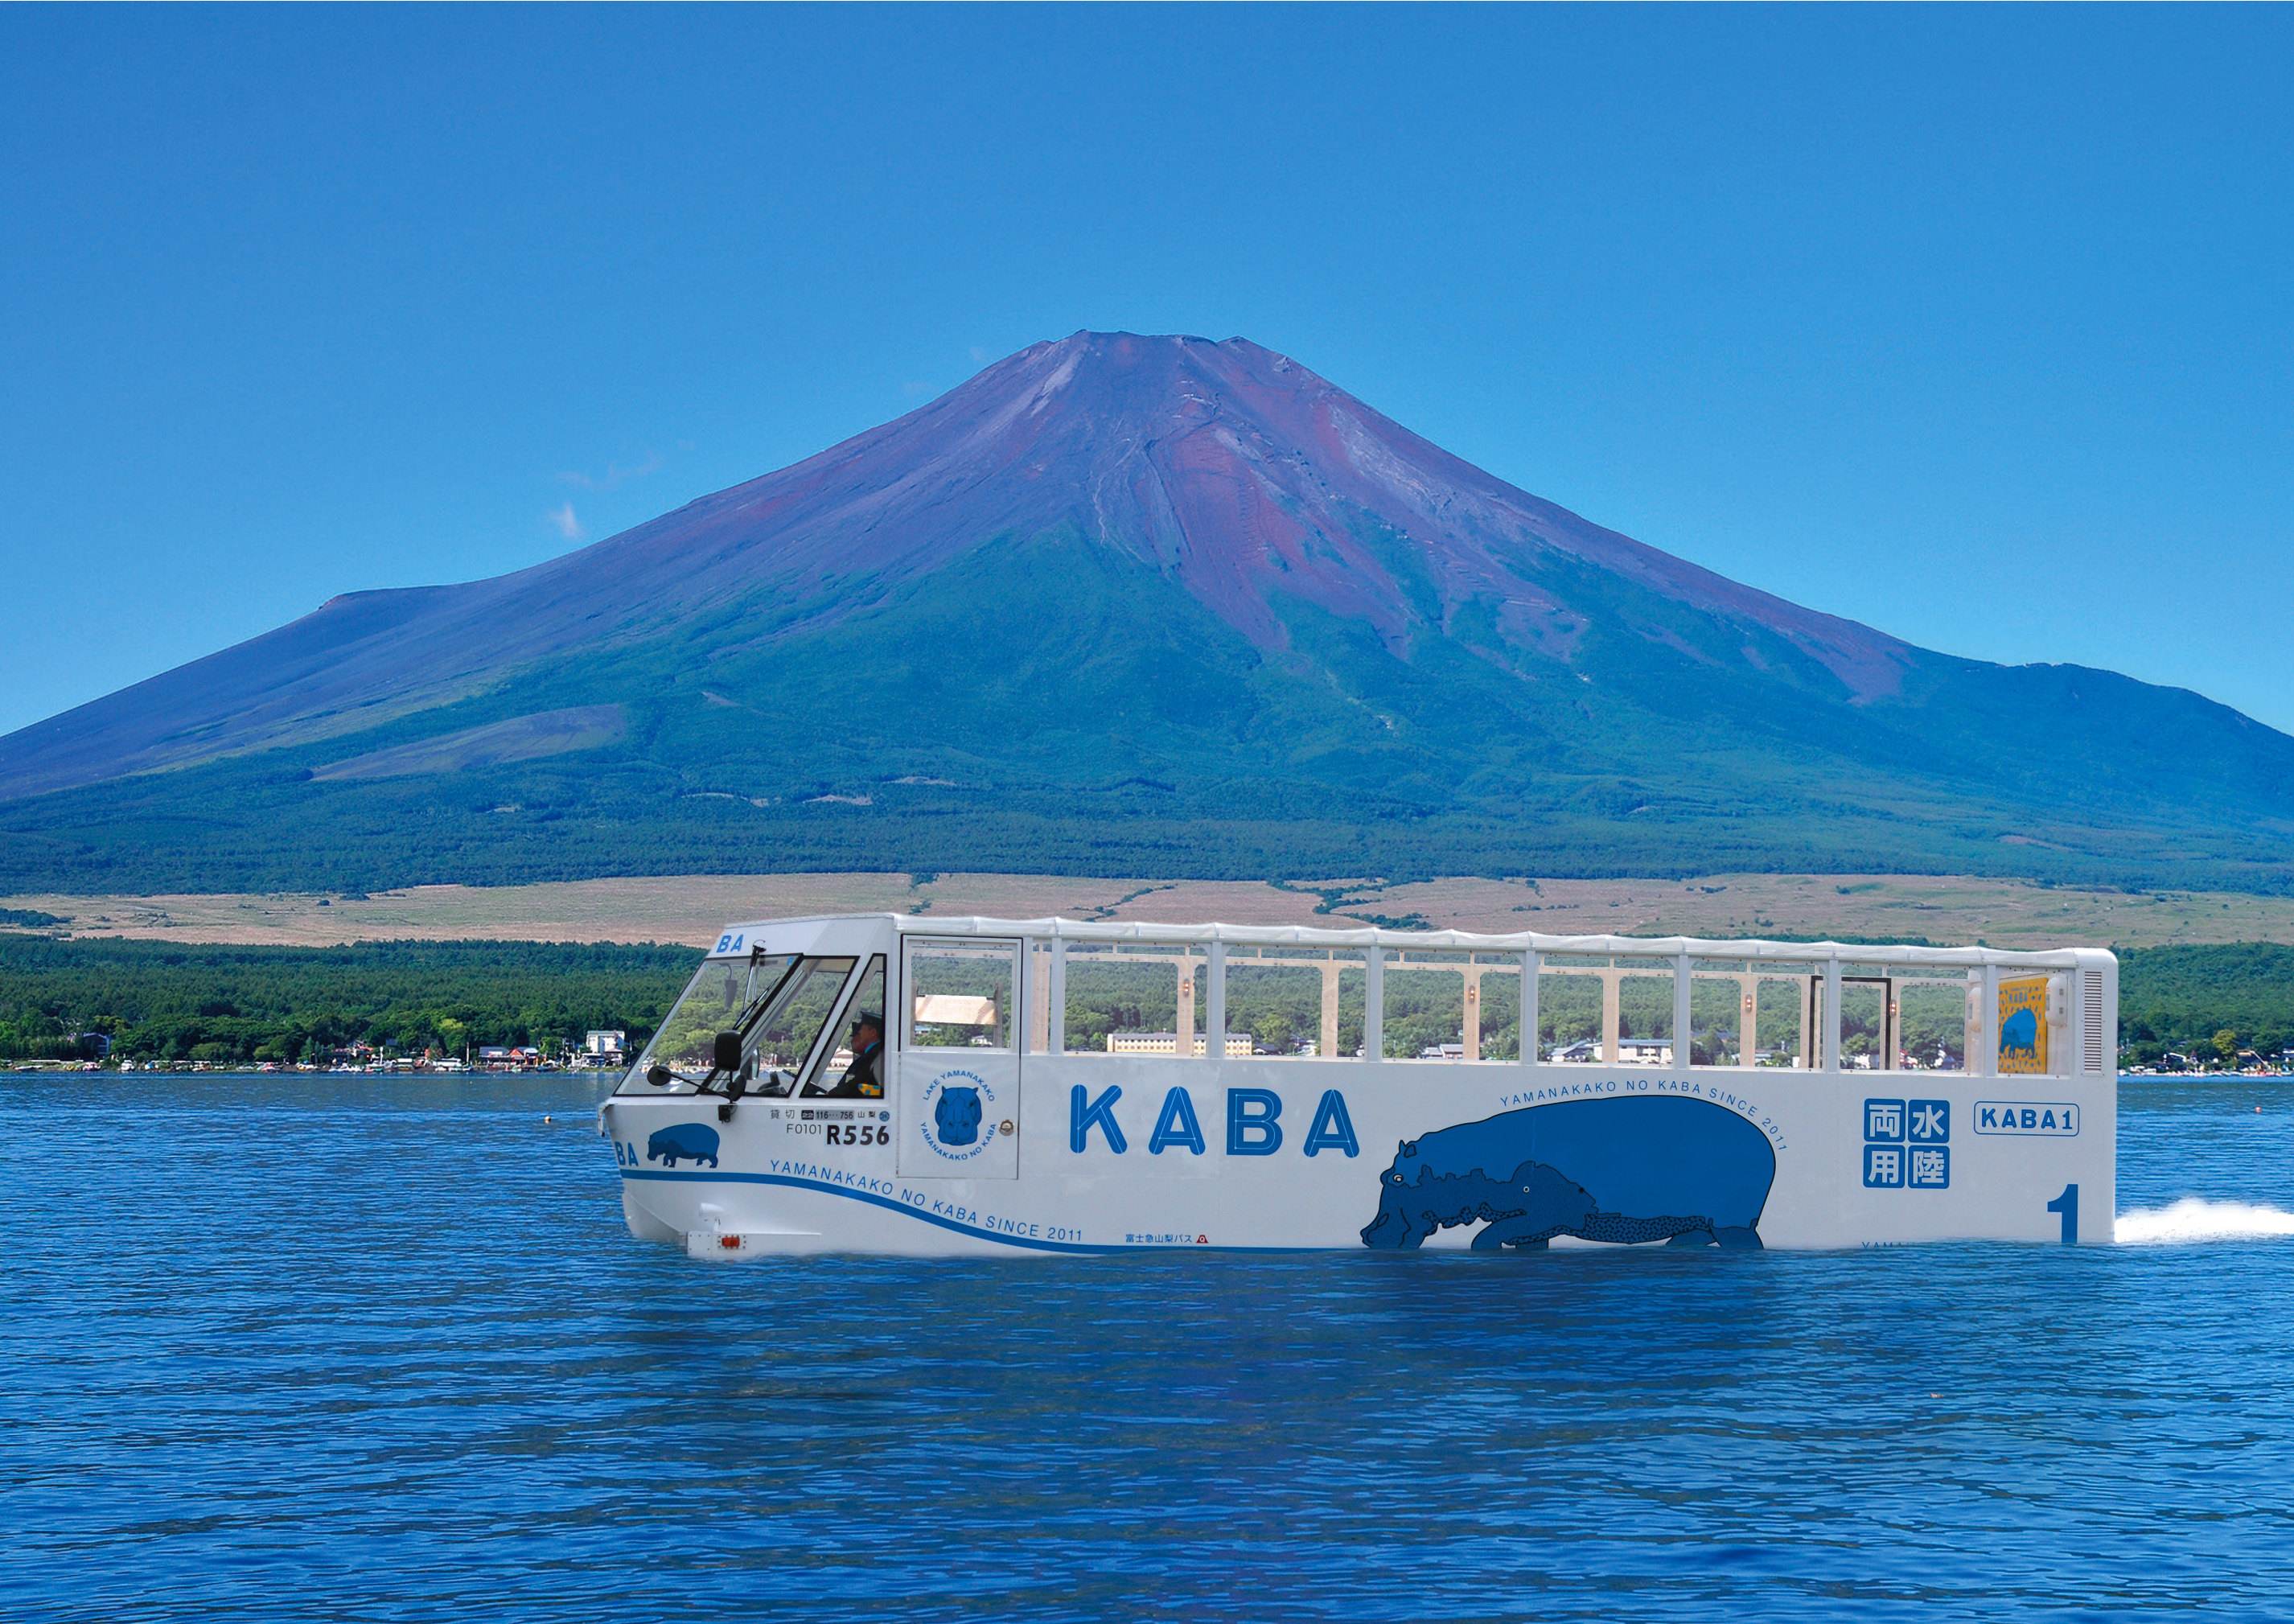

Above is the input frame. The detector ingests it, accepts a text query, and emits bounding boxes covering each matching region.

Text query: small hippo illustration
[2000,1006,2040,1062]
[648,1122,722,1168]
[934,1085,983,1147]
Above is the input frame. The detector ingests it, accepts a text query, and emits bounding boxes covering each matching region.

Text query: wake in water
[2115,1198,2294,1244]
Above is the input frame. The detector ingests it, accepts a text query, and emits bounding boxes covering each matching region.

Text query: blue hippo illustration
[647,1122,722,1168]
[1362,1096,1775,1252]
[1999,1006,2040,1063]
[934,1085,983,1147]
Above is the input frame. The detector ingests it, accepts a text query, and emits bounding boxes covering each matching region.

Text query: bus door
[895,936,1022,1178]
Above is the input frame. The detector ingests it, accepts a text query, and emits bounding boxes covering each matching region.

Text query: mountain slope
[3,331,2291,894]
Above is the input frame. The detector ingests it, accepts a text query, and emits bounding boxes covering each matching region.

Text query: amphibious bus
[600,915,2116,1256]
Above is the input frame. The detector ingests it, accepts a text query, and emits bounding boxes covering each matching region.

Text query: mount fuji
[3,331,2288,893]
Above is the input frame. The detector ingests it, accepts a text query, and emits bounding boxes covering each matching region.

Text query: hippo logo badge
[935,1086,983,1146]
[919,1069,997,1161]
[647,1122,722,1169]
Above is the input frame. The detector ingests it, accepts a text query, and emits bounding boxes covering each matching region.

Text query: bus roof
[704,913,2112,972]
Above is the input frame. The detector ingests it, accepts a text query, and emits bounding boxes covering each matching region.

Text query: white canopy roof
[713,912,2110,972]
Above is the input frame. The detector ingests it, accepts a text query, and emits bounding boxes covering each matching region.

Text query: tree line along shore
[0,935,2288,1075]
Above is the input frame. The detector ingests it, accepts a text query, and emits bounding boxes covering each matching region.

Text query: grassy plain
[6,870,2294,950]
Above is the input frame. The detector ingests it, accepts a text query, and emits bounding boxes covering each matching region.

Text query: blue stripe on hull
[619,1168,1321,1254]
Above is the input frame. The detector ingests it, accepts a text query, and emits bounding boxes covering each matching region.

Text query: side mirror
[646,1065,673,1087]
[711,1030,744,1075]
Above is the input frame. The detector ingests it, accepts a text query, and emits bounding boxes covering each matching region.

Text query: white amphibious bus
[600,915,2116,1258]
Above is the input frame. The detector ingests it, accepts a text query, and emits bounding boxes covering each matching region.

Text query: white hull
[605,1061,2115,1258]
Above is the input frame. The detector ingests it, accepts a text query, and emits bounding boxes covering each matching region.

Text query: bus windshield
[622,953,796,1093]
[622,953,861,1096]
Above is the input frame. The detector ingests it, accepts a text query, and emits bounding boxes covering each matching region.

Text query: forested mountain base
[0,936,2283,1070]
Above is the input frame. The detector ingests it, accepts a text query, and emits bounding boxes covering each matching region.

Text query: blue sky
[3,6,2288,734]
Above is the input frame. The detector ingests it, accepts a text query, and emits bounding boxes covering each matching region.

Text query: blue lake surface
[6,1072,2294,1622]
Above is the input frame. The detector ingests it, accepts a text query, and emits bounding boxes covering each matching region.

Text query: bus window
[1836,974,1891,1071]
[808,956,886,1099]
[1472,954,1522,1061]
[907,939,1018,1051]
[1896,978,1967,1071]
[1213,945,1367,1059]
[1690,960,1749,1067]
[1757,975,1807,1067]
[1538,960,1604,1063]
[1383,950,1472,1060]
[1062,942,1207,1056]
[1614,957,1675,1067]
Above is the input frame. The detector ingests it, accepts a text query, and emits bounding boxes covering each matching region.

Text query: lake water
[6,1074,2294,1622]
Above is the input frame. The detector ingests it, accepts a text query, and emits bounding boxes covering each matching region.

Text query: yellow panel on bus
[1997,976,2051,1075]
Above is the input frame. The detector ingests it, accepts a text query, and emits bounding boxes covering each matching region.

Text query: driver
[824,1011,884,1099]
